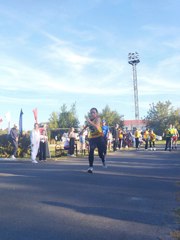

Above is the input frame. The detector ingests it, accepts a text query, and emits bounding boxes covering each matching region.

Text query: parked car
[156,135,162,141]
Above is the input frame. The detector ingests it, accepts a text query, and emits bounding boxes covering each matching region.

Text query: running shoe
[102,159,107,168]
[87,167,93,173]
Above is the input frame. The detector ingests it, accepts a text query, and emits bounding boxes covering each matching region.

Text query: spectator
[62,133,69,150]
[30,123,40,163]
[143,128,150,150]
[68,127,76,157]
[79,126,87,155]
[149,129,156,151]
[164,124,173,151]
[118,129,124,149]
[39,129,48,161]
[107,131,113,151]
[111,123,120,151]
[134,128,141,150]
[102,119,109,155]
[172,125,179,150]
[10,123,19,159]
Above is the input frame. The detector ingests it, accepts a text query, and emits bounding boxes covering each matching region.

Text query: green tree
[99,105,123,127]
[58,103,79,128]
[169,108,180,129]
[145,101,175,135]
[48,103,79,130]
[48,112,59,129]
[0,128,8,135]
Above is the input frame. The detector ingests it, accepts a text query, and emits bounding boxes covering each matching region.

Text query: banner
[19,109,23,136]
[33,108,38,123]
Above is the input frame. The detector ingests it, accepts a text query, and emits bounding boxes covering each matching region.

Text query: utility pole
[128,52,140,120]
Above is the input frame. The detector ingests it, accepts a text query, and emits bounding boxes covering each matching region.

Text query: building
[123,120,147,131]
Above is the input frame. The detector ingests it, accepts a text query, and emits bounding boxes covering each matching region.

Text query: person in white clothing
[30,123,40,163]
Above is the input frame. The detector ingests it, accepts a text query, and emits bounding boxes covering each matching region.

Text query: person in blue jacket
[102,119,109,155]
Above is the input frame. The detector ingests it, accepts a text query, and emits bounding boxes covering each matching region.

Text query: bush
[0,134,12,157]
[0,133,31,158]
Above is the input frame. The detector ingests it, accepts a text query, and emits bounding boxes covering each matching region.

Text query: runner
[80,108,106,173]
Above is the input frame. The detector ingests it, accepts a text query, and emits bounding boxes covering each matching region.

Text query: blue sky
[0,0,180,130]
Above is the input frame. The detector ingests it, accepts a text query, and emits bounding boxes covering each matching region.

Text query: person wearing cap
[102,119,109,155]
[10,124,19,159]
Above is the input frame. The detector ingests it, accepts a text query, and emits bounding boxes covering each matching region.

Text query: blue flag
[19,109,23,136]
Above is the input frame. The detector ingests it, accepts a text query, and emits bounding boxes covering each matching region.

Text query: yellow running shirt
[88,117,103,138]
[134,130,141,138]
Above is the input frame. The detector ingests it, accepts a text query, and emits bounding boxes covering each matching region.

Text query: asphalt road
[0,149,179,240]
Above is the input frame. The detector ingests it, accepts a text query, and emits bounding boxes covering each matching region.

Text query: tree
[48,103,79,130]
[0,128,8,135]
[48,112,59,129]
[58,103,79,128]
[169,108,180,129]
[99,105,123,127]
[145,101,175,135]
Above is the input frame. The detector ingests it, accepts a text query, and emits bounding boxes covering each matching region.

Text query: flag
[19,109,23,136]
[5,112,11,122]
[33,108,38,123]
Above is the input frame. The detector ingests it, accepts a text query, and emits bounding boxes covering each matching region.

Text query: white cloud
[0,53,128,96]
[43,32,95,71]
[1,48,180,101]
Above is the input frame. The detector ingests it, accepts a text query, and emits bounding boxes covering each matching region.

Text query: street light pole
[128,52,140,120]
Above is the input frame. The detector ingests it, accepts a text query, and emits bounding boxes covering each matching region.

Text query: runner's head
[90,108,98,120]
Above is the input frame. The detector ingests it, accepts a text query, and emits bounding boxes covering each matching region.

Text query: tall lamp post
[128,52,140,120]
